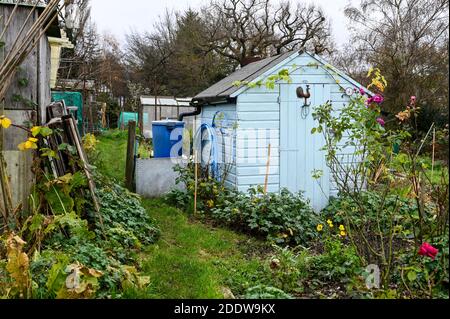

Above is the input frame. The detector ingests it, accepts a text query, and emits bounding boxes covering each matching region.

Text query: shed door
[280,83,330,212]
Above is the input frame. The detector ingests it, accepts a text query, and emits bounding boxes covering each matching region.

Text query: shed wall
[1,4,52,208]
[201,104,237,189]
[234,53,360,205]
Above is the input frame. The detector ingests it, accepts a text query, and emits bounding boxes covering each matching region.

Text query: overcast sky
[90,0,357,48]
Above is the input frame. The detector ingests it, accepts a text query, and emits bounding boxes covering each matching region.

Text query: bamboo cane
[432,127,436,179]
[0,1,19,41]
[0,2,39,64]
[264,144,272,194]
[0,2,58,78]
[0,0,61,101]
[0,11,58,99]
[0,1,55,71]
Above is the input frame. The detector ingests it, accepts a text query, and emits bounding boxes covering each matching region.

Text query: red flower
[418,243,439,260]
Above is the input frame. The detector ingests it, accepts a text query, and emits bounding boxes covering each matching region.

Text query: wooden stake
[63,115,101,214]
[432,127,436,178]
[125,120,137,191]
[264,144,272,194]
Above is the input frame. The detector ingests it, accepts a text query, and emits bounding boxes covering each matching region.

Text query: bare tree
[125,11,176,91]
[343,0,449,130]
[201,0,332,66]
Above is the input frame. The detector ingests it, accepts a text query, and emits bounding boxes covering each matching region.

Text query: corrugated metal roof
[194,51,296,101]
[140,96,193,107]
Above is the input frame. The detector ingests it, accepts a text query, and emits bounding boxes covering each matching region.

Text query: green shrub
[309,238,362,282]
[92,179,161,247]
[394,235,449,299]
[322,191,419,230]
[9,173,162,299]
[264,245,310,293]
[164,188,193,212]
[166,164,318,246]
[211,186,318,246]
[100,129,128,140]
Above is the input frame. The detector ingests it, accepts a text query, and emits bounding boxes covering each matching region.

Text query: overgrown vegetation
[0,129,160,299]
[163,69,449,299]
[166,164,318,246]
[310,70,449,298]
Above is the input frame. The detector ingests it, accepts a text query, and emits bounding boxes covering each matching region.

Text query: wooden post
[126,120,137,191]
[138,102,144,135]
[264,144,272,194]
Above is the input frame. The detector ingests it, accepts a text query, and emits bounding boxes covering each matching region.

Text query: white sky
[90,0,357,48]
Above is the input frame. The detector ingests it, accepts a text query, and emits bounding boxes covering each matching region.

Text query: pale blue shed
[189,50,371,211]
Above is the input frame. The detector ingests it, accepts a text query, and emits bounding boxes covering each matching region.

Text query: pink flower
[365,97,374,106]
[359,88,366,95]
[373,94,384,104]
[418,243,439,260]
[410,96,417,103]
[376,117,385,127]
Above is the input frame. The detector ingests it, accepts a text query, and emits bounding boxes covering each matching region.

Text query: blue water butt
[152,120,185,158]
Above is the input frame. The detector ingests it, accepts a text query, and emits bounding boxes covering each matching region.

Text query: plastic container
[152,120,185,158]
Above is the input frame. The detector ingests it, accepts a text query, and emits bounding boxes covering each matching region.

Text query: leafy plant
[210,186,318,246]
[309,238,362,282]
[3,234,31,298]
[245,285,294,299]
[265,245,309,292]
[167,163,318,246]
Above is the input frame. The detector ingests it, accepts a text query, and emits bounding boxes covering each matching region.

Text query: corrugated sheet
[195,51,296,100]
[140,96,193,107]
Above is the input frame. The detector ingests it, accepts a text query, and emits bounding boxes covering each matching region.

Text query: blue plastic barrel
[152,120,185,158]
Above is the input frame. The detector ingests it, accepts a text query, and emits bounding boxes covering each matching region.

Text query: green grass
[96,130,270,299]
[96,129,128,184]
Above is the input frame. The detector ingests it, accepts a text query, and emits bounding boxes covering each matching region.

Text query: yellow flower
[317,224,324,232]
[327,220,334,228]
[18,137,39,151]
[340,231,347,237]
[375,81,385,92]
[339,225,345,231]
[0,116,12,129]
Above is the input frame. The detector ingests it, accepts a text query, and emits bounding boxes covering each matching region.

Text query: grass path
[96,132,268,299]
